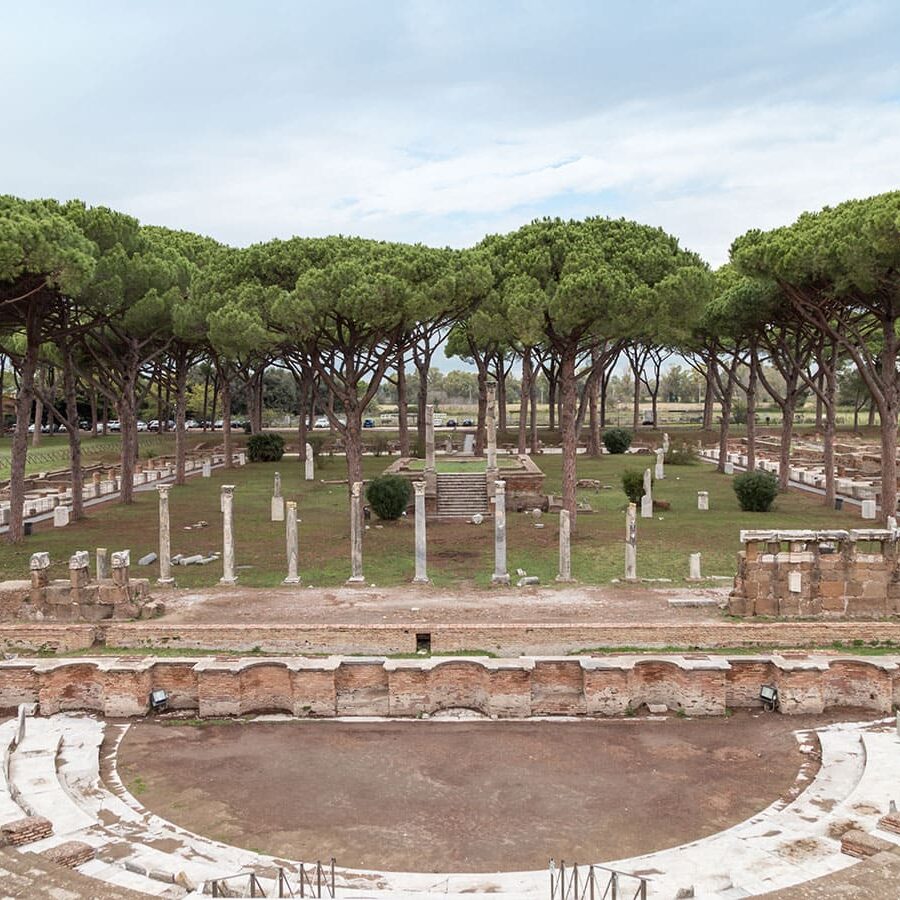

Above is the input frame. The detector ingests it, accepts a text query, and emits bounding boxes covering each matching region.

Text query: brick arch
[237,661,294,715]
[38,663,104,715]
[824,660,892,713]
[426,660,493,715]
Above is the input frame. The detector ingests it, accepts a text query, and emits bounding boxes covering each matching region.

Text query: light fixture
[759,684,779,711]
[149,689,169,712]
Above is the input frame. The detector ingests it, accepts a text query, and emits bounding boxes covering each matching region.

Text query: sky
[3,1,899,271]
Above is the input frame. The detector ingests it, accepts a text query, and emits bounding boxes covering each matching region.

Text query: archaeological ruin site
[3,4,900,893]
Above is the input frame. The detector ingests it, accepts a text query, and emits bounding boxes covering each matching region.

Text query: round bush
[603,427,632,454]
[246,433,285,462]
[733,470,778,512]
[366,475,413,521]
[621,467,650,504]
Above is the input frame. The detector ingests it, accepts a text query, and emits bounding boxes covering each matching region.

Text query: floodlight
[759,684,779,711]
[149,689,169,712]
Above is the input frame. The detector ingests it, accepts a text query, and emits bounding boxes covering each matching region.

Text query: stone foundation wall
[1,654,897,719]
[729,529,900,618]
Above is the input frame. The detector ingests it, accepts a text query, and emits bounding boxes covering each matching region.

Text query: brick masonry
[0,654,897,719]
[0,816,52,847]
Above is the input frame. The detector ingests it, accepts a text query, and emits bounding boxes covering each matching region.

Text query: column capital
[220,484,236,496]
[413,480,426,496]
[157,483,171,498]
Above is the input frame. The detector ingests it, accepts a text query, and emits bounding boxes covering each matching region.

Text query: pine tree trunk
[61,344,84,520]
[746,352,758,471]
[517,349,530,455]
[174,349,188,485]
[221,371,233,469]
[474,366,487,456]
[560,347,578,525]
[397,350,410,457]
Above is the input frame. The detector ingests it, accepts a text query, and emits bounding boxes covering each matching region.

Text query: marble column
[688,552,702,581]
[220,485,237,585]
[654,447,665,480]
[156,484,174,585]
[284,500,300,584]
[425,405,435,472]
[491,479,510,584]
[348,481,364,584]
[96,547,110,581]
[486,382,497,470]
[556,509,573,582]
[271,470,285,522]
[662,432,670,454]
[625,502,637,581]
[305,443,314,481]
[641,468,653,518]
[413,481,429,584]
[697,491,709,511]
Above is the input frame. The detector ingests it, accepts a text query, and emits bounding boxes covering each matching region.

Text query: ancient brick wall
[729,528,900,618]
[2,654,897,720]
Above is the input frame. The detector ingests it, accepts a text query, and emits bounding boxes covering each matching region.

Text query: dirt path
[157,583,728,625]
[118,712,817,873]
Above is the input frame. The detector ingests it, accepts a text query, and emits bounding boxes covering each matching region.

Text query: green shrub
[246,433,285,462]
[603,427,632,454]
[366,475,412,520]
[733,470,778,512]
[621,468,650,504]
[370,433,390,457]
[665,441,699,465]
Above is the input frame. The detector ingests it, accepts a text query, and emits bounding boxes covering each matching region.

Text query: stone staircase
[436,473,489,518]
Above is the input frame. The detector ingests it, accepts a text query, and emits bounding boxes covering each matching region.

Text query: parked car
[136,420,148,431]
[462,418,474,427]
[446,419,458,428]
[314,416,329,428]
[363,418,376,428]
[185,418,199,429]
[108,421,121,432]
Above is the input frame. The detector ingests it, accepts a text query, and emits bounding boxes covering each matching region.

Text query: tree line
[1,191,898,542]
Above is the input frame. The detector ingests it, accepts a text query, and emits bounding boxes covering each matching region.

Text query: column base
[624,576,638,583]
[283,576,301,585]
[491,573,510,585]
[219,576,238,586]
[412,576,431,585]
[156,577,175,587]
[555,575,575,583]
[346,575,365,584]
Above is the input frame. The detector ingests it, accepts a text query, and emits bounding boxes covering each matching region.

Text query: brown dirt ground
[117,712,826,873]
[158,583,727,625]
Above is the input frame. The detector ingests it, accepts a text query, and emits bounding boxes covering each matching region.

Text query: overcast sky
[3,1,899,270]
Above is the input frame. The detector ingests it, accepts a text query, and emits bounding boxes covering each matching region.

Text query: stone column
[486,382,497,470]
[284,500,300,584]
[220,485,237,585]
[96,547,110,581]
[425,405,435,473]
[697,491,709,511]
[413,481,429,584]
[156,484,174,585]
[556,509,573,582]
[271,470,285,522]
[491,479,510,584]
[305,443,314,481]
[655,447,665,481]
[662,432,670,454]
[625,502,637,581]
[641,468,653,518]
[688,552,702,581]
[348,481,364,584]
[202,459,212,478]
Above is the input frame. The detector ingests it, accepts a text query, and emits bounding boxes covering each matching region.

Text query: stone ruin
[729,528,900,618]
[0,549,161,622]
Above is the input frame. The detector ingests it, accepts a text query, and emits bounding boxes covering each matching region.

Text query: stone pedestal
[202,459,212,478]
[491,479,510,585]
[30,552,50,600]
[861,499,877,520]
[156,485,174,585]
[305,443,314,481]
[284,500,300,584]
[271,496,285,522]
[556,509,573,582]
[111,550,130,588]
[688,552,702,581]
[96,548,110,581]
[220,485,237,585]
[641,468,653,519]
[348,481,364,584]
[697,491,709,511]
[52,506,69,527]
[625,503,637,582]
[69,550,90,591]
[486,382,497,471]
[425,405,435,474]
[413,481,429,584]
[724,461,734,475]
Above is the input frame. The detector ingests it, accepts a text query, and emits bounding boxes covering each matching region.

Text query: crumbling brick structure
[729,528,900,618]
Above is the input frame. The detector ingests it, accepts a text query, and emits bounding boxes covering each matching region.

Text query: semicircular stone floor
[0,712,899,898]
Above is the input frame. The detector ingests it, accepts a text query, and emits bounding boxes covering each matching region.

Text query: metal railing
[549,860,649,900]
[208,861,336,898]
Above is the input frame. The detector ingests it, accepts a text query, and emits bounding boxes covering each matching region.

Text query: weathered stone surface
[137,552,157,566]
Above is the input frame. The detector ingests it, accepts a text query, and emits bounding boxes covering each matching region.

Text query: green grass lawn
[0,450,862,589]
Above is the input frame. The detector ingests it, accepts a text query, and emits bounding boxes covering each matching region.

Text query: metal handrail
[550,860,649,900]
[208,860,336,898]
